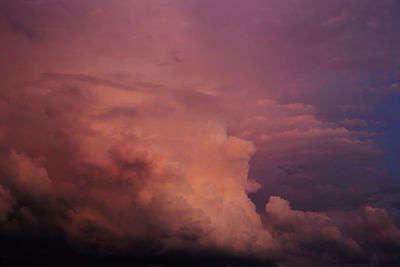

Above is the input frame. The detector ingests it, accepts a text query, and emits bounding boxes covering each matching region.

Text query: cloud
[6,16,43,42]
[0,71,395,266]
[265,196,365,264]
[0,78,279,263]
[0,0,400,266]
[0,185,12,221]
[226,97,382,212]
[353,206,400,265]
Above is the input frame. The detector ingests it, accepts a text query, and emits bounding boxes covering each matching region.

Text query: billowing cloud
[265,196,364,264]
[0,1,400,266]
[353,207,400,265]
[0,78,279,264]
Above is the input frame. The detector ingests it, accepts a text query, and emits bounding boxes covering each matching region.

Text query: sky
[0,1,400,266]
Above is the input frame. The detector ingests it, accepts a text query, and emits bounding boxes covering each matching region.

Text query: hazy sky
[1,1,400,266]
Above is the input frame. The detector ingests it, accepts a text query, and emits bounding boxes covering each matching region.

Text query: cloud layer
[1,1,400,266]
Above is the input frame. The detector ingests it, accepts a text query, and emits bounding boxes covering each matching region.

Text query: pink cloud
[0,1,399,266]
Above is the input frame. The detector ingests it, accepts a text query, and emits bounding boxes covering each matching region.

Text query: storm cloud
[1,1,400,266]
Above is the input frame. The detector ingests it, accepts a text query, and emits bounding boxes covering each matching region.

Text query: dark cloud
[6,16,43,42]
[264,196,367,264]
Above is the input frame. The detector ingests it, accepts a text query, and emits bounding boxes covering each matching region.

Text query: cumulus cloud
[0,70,396,266]
[0,77,279,263]
[353,207,400,265]
[1,0,400,266]
[265,196,365,264]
